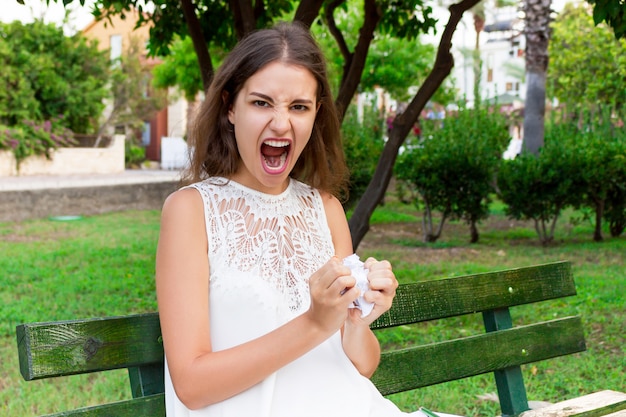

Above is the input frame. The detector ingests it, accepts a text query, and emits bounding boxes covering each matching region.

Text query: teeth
[263,152,287,170]
[264,140,290,147]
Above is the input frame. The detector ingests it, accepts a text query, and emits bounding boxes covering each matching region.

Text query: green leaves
[395,106,510,243]
[0,20,109,134]
[588,0,626,39]
[0,117,77,169]
[548,3,626,111]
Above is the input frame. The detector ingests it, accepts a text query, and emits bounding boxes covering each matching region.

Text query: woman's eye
[253,100,269,107]
[292,104,308,111]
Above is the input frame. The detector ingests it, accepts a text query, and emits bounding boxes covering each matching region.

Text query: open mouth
[261,139,291,172]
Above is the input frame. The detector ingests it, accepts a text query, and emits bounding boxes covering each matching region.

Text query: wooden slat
[16,313,162,381]
[372,261,574,329]
[371,316,585,396]
[41,393,164,417]
[519,390,626,417]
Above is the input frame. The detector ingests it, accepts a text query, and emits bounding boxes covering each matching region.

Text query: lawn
[1,200,624,416]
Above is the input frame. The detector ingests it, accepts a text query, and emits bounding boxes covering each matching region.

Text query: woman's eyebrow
[250,92,273,103]
[250,92,314,105]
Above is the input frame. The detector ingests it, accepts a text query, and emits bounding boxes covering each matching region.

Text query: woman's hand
[306,257,359,335]
[347,257,398,326]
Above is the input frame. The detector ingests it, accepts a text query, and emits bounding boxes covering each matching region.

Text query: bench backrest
[16,261,585,417]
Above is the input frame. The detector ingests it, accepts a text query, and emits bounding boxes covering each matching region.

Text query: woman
[156,21,457,417]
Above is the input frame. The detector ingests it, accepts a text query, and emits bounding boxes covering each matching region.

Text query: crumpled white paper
[343,254,375,317]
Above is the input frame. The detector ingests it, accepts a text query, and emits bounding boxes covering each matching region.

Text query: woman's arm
[156,188,359,409]
[322,194,396,377]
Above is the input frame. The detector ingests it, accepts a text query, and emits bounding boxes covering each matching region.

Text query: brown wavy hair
[182,22,348,199]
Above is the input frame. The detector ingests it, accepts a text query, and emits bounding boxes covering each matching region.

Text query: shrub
[0,117,76,170]
[125,138,146,168]
[0,20,109,133]
[395,106,509,243]
[497,121,584,244]
[341,104,385,210]
[572,108,626,241]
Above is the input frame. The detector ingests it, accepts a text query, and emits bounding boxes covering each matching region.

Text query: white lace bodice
[189,177,334,317]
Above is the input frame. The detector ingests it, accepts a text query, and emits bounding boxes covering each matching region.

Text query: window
[110,35,122,61]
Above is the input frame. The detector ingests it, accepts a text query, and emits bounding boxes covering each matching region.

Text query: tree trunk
[594,199,604,242]
[469,219,479,243]
[333,0,382,120]
[181,0,214,92]
[294,0,326,27]
[522,0,552,156]
[522,71,546,155]
[230,0,256,38]
[349,0,481,250]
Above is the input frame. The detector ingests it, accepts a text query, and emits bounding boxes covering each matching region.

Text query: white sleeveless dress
[163,177,458,417]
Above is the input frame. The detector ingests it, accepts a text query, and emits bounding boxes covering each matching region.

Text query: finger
[366,259,392,272]
[368,276,396,292]
[314,260,351,289]
[363,290,394,309]
[331,274,357,296]
[363,257,378,269]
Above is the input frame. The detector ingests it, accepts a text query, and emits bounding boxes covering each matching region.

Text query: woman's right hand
[306,257,360,334]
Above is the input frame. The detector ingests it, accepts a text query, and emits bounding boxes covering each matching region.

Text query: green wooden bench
[15,261,626,416]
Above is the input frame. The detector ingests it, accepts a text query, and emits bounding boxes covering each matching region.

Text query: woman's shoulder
[162,186,204,215]
[290,179,342,210]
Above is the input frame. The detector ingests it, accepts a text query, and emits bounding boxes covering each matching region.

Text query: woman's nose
[270,108,290,133]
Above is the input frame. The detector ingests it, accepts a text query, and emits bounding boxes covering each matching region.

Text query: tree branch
[334,0,382,119]
[348,0,482,250]
[230,0,256,38]
[180,0,214,91]
[294,0,326,27]
[324,0,351,64]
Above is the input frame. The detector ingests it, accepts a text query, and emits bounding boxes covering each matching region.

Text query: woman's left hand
[348,258,398,325]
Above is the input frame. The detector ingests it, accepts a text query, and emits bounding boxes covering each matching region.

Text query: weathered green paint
[483,308,529,416]
[16,261,591,417]
[129,363,165,397]
[16,313,163,381]
[371,261,575,330]
[41,393,164,417]
[371,317,585,395]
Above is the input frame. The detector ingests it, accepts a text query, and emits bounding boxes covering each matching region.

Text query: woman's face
[228,61,318,194]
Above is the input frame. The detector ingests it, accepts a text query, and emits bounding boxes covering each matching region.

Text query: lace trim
[189,178,334,313]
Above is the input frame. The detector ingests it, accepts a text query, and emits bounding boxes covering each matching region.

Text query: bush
[0,20,109,133]
[395,106,509,243]
[0,117,76,170]
[125,139,146,168]
[341,104,385,210]
[498,110,626,243]
[571,108,626,241]
[497,123,580,245]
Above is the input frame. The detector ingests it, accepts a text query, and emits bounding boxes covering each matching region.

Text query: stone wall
[0,181,178,222]
[0,135,125,177]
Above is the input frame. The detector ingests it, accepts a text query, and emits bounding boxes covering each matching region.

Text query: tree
[348,0,481,248]
[99,35,168,143]
[396,106,509,243]
[0,19,109,134]
[152,35,206,102]
[44,0,482,249]
[548,3,626,112]
[586,0,626,39]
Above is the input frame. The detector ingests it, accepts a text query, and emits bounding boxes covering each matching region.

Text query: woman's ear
[223,91,234,124]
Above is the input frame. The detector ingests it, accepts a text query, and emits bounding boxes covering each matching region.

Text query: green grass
[1,203,624,416]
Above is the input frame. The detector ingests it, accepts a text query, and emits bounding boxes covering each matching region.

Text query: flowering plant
[0,116,76,170]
